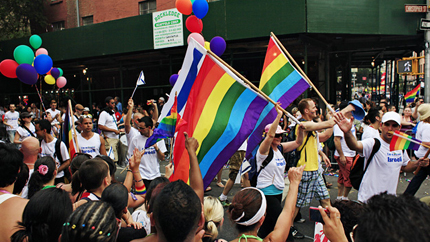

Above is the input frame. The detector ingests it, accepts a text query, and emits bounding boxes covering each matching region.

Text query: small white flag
[108,146,115,161]
[137,71,145,86]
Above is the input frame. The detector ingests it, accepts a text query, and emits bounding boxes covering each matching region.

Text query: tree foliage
[0,0,47,41]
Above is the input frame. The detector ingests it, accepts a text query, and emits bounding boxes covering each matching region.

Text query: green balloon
[58,67,63,77]
[29,35,42,49]
[13,45,34,65]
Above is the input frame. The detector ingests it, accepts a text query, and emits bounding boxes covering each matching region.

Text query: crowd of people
[0,92,430,242]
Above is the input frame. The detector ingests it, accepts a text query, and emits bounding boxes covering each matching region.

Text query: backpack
[349,138,380,190]
[248,144,283,187]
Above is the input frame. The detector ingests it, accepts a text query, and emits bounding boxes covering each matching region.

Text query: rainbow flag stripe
[145,95,185,148]
[62,103,77,158]
[405,84,420,103]
[246,36,310,160]
[390,130,420,151]
[170,54,267,188]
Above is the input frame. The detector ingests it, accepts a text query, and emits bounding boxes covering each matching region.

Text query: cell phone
[309,206,329,224]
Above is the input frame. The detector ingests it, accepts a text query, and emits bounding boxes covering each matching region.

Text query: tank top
[77,132,101,158]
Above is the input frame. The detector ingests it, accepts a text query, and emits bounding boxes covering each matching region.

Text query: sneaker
[220,199,231,207]
[295,218,306,223]
[291,226,304,239]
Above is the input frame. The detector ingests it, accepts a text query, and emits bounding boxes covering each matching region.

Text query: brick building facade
[45,0,175,31]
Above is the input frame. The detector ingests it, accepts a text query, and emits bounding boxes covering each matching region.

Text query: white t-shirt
[40,138,70,178]
[132,209,151,236]
[77,133,101,158]
[98,111,119,139]
[128,135,167,180]
[16,123,36,142]
[61,113,78,125]
[362,126,380,140]
[415,122,430,158]
[4,111,19,131]
[46,108,61,125]
[256,148,285,191]
[334,124,356,157]
[126,127,140,148]
[238,141,247,151]
[21,168,34,199]
[358,137,410,202]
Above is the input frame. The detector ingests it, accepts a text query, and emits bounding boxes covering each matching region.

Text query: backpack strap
[364,138,381,172]
[20,123,36,138]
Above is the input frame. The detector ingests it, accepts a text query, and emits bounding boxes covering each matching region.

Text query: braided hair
[61,201,118,242]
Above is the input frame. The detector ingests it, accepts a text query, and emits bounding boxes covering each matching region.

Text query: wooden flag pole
[206,49,301,125]
[270,32,336,114]
[68,100,80,152]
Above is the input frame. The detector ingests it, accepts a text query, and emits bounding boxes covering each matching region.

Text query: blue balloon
[170,74,179,86]
[33,54,53,75]
[16,64,38,85]
[192,0,209,19]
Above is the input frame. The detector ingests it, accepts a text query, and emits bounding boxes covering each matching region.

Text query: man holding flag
[334,111,429,202]
[98,96,120,162]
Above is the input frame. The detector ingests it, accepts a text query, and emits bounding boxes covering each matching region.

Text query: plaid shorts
[296,170,330,207]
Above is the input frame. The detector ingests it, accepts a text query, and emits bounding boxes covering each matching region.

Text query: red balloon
[186,15,203,33]
[0,59,19,78]
[176,0,192,15]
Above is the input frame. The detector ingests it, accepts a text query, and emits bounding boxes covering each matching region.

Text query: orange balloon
[176,0,192,15]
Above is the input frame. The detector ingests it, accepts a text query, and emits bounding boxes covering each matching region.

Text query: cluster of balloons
[169,0,227,87]
[0,34,67,88]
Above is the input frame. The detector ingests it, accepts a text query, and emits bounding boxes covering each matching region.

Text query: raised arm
[125,98,134,134]
[260,104,282,156]
[265,165,305,242]
[184,132,204,202]
[281,124,304,152]
[334,112,363,153]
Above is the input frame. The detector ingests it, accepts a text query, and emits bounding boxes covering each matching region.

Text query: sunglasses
[275,133,283,138]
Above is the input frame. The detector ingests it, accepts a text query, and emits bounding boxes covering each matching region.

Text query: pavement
[115,159,430,241]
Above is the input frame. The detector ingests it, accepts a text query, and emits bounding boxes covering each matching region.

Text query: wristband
[134,178,144,183]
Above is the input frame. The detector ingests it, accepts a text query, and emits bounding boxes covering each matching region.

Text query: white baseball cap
[381,111,401,125]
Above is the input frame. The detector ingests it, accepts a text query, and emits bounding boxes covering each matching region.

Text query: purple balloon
[16,64,38,85]
[34,54,53,75]
[169,74,179,86]
[210,36,226,56]
[51,68,60,79]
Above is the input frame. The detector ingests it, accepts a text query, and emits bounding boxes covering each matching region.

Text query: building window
[82,16,93,26]
[52,21,65,31]
[139,0,156,15]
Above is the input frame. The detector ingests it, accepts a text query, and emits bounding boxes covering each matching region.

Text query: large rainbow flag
[169,54,268,188]
[390,130,420,151]
[145,95,185,148]
[62,101,78,159]
[246,36,310,160]
[405,84,420,103]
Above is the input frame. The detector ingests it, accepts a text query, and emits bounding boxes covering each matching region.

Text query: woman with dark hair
[228,165,304,242]
[13,112,36,146]
[255,105,304,239]
[102,183,147,242]
[362,108,381,140]
[400,106,415,135]
[11,188,73,242]
[27,156,57,199]
[61,201,119,242]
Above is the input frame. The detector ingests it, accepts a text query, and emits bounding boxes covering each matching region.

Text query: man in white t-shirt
[98,96,120,162]
[333,101,356,201]
[46,100,62,126]
[35,119,70,184]
[334,111,429,202]
[4,103,20,145]
[124,98,144,155]
[19,137,41,198]
[128,116,166,189]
